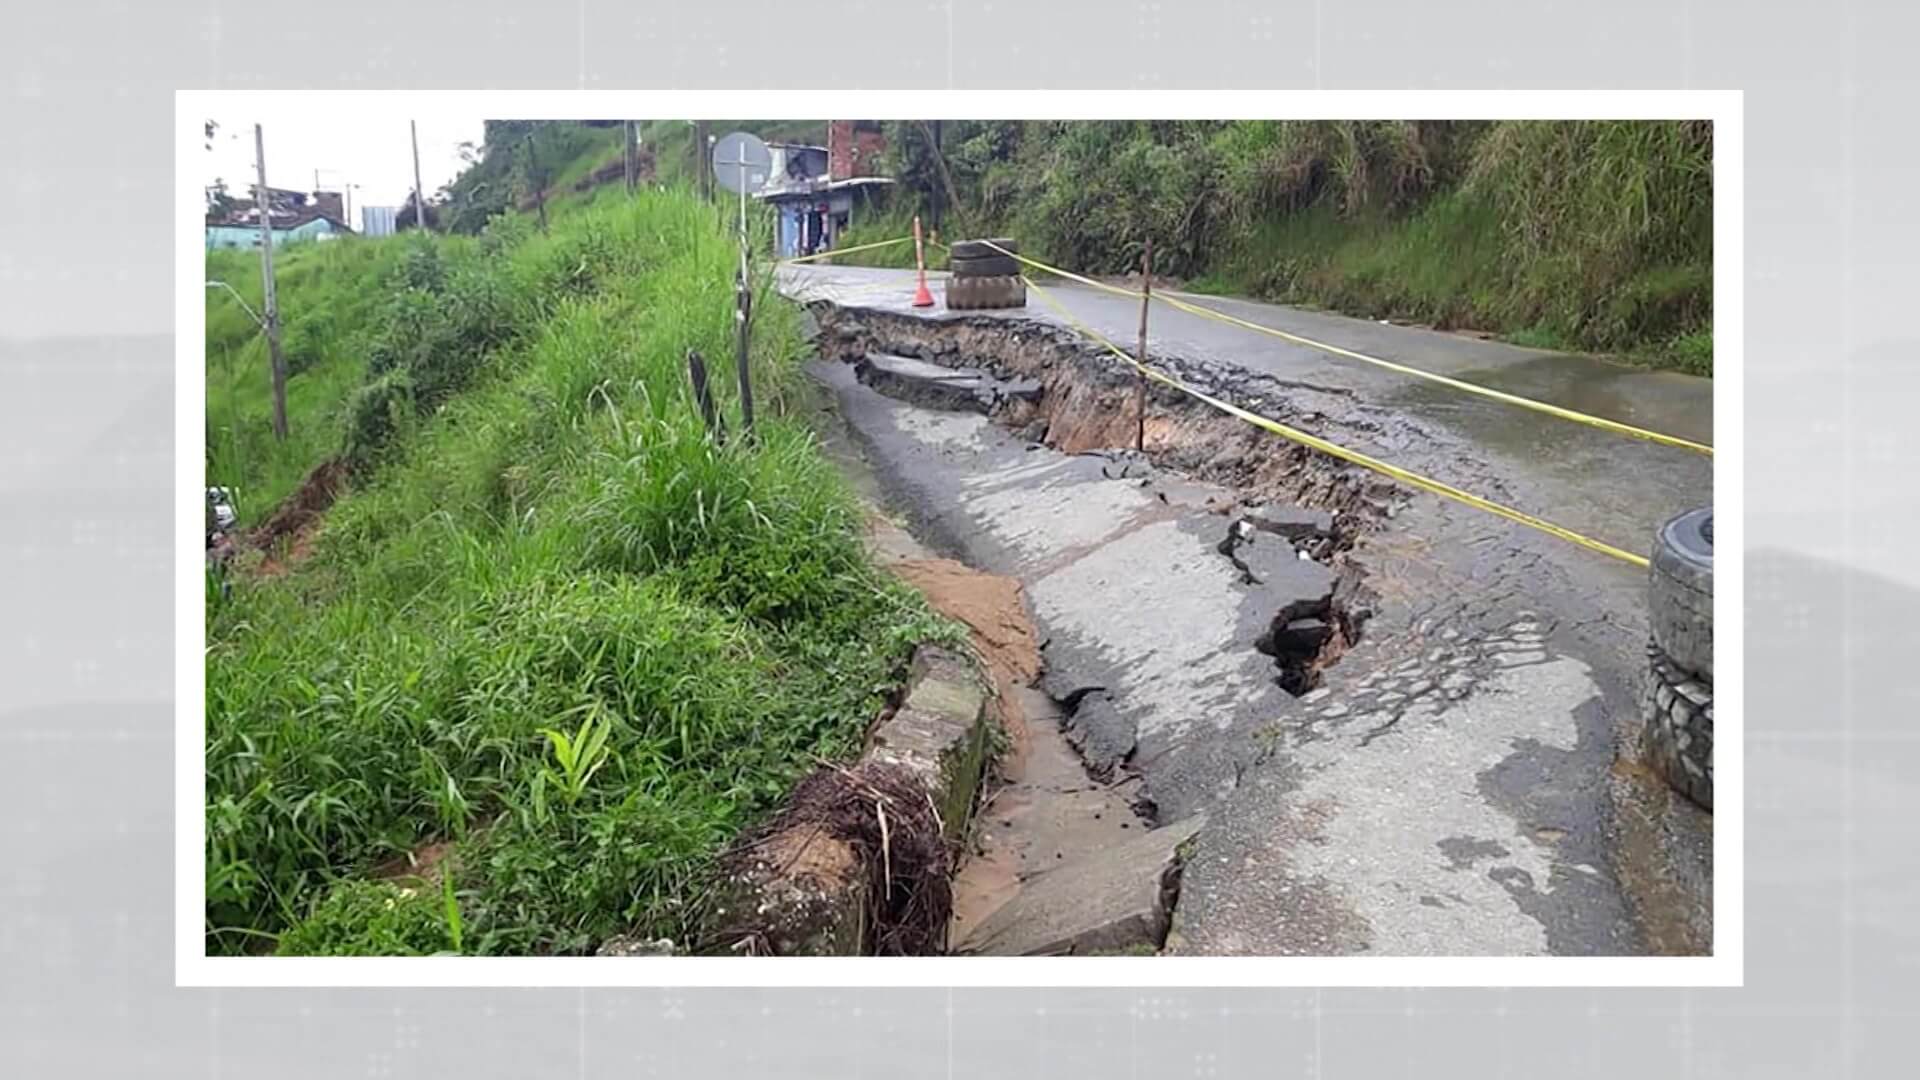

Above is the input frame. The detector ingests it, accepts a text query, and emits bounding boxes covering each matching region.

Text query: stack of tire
[1642,507,1713,810]
[944,238,1027,310]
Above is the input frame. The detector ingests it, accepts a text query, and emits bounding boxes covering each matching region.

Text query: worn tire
[944,274,1026,310]
[948,237,1018,261]
[947,252,1021,277]
[1649,507,1713,681]
[1641,641,1713,810]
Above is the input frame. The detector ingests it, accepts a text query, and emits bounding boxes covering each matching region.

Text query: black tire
[1641,641,1713,810]
[944,275,1026,310]
[1649,507,1712,681]
[949,237,1018,261]
[948,252,1021,277]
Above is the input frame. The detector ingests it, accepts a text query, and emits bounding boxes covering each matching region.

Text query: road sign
[711,132,772,195]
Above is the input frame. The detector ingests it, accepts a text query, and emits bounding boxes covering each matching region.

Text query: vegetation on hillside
[205,181,950,956]
[874,120,1714,373]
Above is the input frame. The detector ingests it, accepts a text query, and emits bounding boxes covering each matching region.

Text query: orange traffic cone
[911,215,936,308]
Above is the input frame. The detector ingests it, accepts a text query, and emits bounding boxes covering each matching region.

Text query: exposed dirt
[892,558,1042,729]
[248,457,346,575]
[372,838,457,885]
[809,303,1408,539]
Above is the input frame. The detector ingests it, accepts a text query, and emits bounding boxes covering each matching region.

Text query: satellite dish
[711,131,772,195]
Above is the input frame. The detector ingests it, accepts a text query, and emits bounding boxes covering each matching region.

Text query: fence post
[1134,238,1152,453]
[687,349,725,444]
[734,268,756,440]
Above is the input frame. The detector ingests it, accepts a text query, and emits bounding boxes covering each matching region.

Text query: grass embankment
[206,188,951,956]
[206,239,406,526]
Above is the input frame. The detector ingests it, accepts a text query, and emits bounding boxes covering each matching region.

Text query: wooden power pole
[253,123,289,441]
[624,120,639,195]
[524,135,548,234]
[693,120,711,199]
[410,120,429,233]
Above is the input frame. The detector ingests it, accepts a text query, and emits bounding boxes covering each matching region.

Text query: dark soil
[248,457,346,572]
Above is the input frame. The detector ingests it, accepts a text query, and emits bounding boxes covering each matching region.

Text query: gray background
[1,1,1911,1075]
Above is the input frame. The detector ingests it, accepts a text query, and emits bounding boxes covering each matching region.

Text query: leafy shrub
[342,370,414,472]
[276,880,454,956]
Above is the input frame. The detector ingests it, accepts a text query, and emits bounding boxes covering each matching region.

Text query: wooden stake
[624,120,638,196]
[253,123,288,442]
[1134,238,1152,453]
[734,269,755,439]
[687,349,725,443]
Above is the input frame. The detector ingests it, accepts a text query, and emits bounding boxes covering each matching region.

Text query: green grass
[206,187,956,956]
[827,205,940,269]
[206,237,414,525]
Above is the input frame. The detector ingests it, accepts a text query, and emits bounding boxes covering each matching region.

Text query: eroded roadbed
[810,340,1691,956]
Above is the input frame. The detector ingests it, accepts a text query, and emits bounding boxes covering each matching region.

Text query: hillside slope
[205,170,950,956]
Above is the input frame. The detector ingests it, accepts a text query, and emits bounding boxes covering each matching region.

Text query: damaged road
[789,264,1713,957]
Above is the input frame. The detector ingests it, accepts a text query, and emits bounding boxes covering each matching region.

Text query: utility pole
[253,123,289,441]
[693,120,711,199]
[624,120,639,196]
[525,134,548,234]
[410,120,429,233]
[723,143,755,438]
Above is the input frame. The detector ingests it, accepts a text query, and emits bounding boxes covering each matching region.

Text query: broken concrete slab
[856,352,1040,415]
[1240,503,1336,543]
[1053,688,1136,783]
[867,645,993,841]
[955,814,1206,956]
[1223,521,1333,592]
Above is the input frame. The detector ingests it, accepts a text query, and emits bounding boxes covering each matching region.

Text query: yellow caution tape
[781,236,917,265]
[1021,274,1652,568]
[978,241,1712,458]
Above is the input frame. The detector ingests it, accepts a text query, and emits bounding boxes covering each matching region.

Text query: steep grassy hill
[205,150,949,956]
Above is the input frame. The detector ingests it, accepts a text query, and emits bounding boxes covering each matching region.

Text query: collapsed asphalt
[789,263,1713,956]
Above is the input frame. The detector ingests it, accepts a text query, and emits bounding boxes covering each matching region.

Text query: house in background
[360,205,399,237]
[205,187,352,251]
[756,123,894,259]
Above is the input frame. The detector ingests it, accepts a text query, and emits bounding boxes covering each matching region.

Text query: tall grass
[207,187,954,955]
